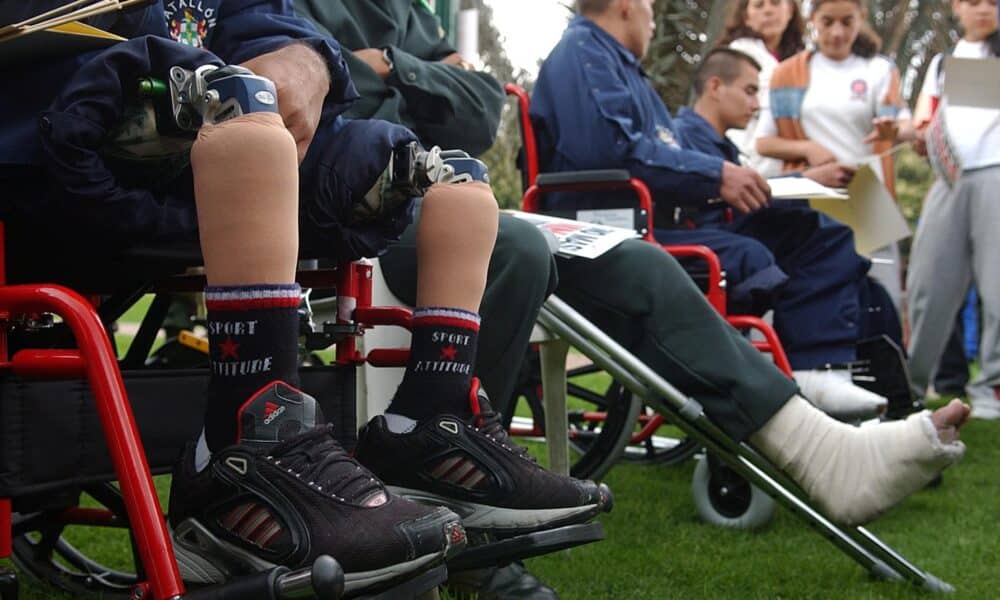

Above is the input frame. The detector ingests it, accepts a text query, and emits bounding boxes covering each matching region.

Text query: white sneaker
[970,397,1000,420]
[793,369,888,420]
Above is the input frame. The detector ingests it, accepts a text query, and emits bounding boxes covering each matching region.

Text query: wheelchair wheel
[510,361,641,480]
[11,483,150,598]
[691,455,775,530]
[618,402,700,467]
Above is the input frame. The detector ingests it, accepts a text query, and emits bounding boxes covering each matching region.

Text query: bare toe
[932,399,970,433]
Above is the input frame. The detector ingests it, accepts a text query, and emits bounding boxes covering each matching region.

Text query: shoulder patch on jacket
[164,1,218,48]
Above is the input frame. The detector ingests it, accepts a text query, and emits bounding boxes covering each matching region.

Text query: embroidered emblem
[850,78,868,100]
[656,125,679,148]
[165,1,218,48]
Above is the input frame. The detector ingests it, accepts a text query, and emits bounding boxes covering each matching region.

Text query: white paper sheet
[807,165,911,256]
[768,176,848,200]
[505,210,639,259]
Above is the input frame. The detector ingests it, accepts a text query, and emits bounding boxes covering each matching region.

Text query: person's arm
[532,42,729,206]
[207,0,358,160]
[752,100,837,166]
[863,60,915,145]
[801,162,856,188]
[378,45,504,155]
[346,4,503,155]
[910,54,944,157]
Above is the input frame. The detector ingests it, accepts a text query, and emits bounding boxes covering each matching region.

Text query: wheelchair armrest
[522,170,655,241]
[534,170,631,186]
[662,244,726,314]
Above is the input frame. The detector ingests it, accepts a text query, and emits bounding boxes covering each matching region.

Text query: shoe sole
[171,518,463,595]
[388,486,602,533]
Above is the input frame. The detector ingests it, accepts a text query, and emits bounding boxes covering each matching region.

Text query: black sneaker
[168,381,466,595]
[355,379,613,535]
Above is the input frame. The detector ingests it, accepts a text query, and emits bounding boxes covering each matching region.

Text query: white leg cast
[751,395,965,526]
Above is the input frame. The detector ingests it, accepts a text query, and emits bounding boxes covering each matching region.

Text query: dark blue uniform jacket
[530,16,723,212]
[0,1,416,261]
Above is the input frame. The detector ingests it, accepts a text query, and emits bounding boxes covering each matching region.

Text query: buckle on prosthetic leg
[168,64,279,130]
[446,522,605,571]
[354,142,491,224]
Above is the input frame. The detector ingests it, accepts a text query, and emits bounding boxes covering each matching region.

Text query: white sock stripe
[205,287,302,302]
[413,307,481,324]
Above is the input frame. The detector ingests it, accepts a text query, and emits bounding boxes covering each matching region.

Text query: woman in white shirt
[717,0,806,177]
[753,0,915,311]
[907,0,1000,418]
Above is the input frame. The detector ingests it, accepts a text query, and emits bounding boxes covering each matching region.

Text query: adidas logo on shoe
[263,402,286,425]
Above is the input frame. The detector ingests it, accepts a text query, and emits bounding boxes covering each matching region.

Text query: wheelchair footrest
[352,565,447,600]
[447,522,605,571]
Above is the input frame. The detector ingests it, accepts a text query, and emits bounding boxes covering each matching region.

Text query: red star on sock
[218,336,240,360]
[439,344,458,360]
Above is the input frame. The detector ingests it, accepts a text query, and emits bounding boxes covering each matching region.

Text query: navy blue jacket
[672,107,741,226]
[530,16,724,211]
[0,1,416,256]
[0,1,357,167]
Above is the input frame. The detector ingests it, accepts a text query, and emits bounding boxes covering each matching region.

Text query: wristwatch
[381,47,394,74]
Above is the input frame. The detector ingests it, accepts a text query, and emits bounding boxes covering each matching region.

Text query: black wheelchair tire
[11,484,144,599]
[512,360,640,481]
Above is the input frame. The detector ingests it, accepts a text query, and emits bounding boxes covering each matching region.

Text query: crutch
[538,295,954,593]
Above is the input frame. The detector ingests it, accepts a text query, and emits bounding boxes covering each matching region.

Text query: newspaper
[505,210,639,259]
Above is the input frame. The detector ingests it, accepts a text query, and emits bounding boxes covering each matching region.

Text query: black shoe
[168,381,466,595]
[355,379,613,535]
[448,562,558,600]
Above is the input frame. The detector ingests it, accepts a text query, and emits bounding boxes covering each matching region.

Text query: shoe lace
[269,425,384,503]
[474,409,537,464]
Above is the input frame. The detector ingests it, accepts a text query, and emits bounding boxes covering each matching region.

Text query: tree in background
[472,0,959,213]
[642,0,729,110]
[462,0,549,208]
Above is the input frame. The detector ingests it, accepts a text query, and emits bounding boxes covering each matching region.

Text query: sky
[485,0,573,76]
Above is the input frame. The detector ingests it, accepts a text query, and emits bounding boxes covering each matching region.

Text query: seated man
[294,1,559,595]
[0,1,610,591]
[294,0,972,533]
[531,0,890,416]
[294,0,542,419]
[673,47,896,417]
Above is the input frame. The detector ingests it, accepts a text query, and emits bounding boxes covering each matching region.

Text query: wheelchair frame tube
[0,284,185,600]
[538,295,953,592]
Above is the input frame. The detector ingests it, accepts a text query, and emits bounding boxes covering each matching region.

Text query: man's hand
[720,162,770,214]
[863,116,900,144]
[241,44,330,163]
[353,48,392,79]
[440,52,474,71]
[803,141,837,167]
[803,162,856,188]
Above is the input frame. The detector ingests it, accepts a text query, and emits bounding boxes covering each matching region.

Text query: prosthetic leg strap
[751,396,965,526]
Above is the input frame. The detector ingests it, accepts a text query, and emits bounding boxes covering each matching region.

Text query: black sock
[203,284,301,451]
[388,307,480,421]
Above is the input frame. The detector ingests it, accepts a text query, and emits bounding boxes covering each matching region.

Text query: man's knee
[586,239,700,305]
[491,214,557,296]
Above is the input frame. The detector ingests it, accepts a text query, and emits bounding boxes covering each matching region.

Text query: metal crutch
[538,295,954,593]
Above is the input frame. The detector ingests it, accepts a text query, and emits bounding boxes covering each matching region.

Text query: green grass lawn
[3,306,996,598]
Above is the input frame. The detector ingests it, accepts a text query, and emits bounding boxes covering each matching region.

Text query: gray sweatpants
[907,166,1000,403]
